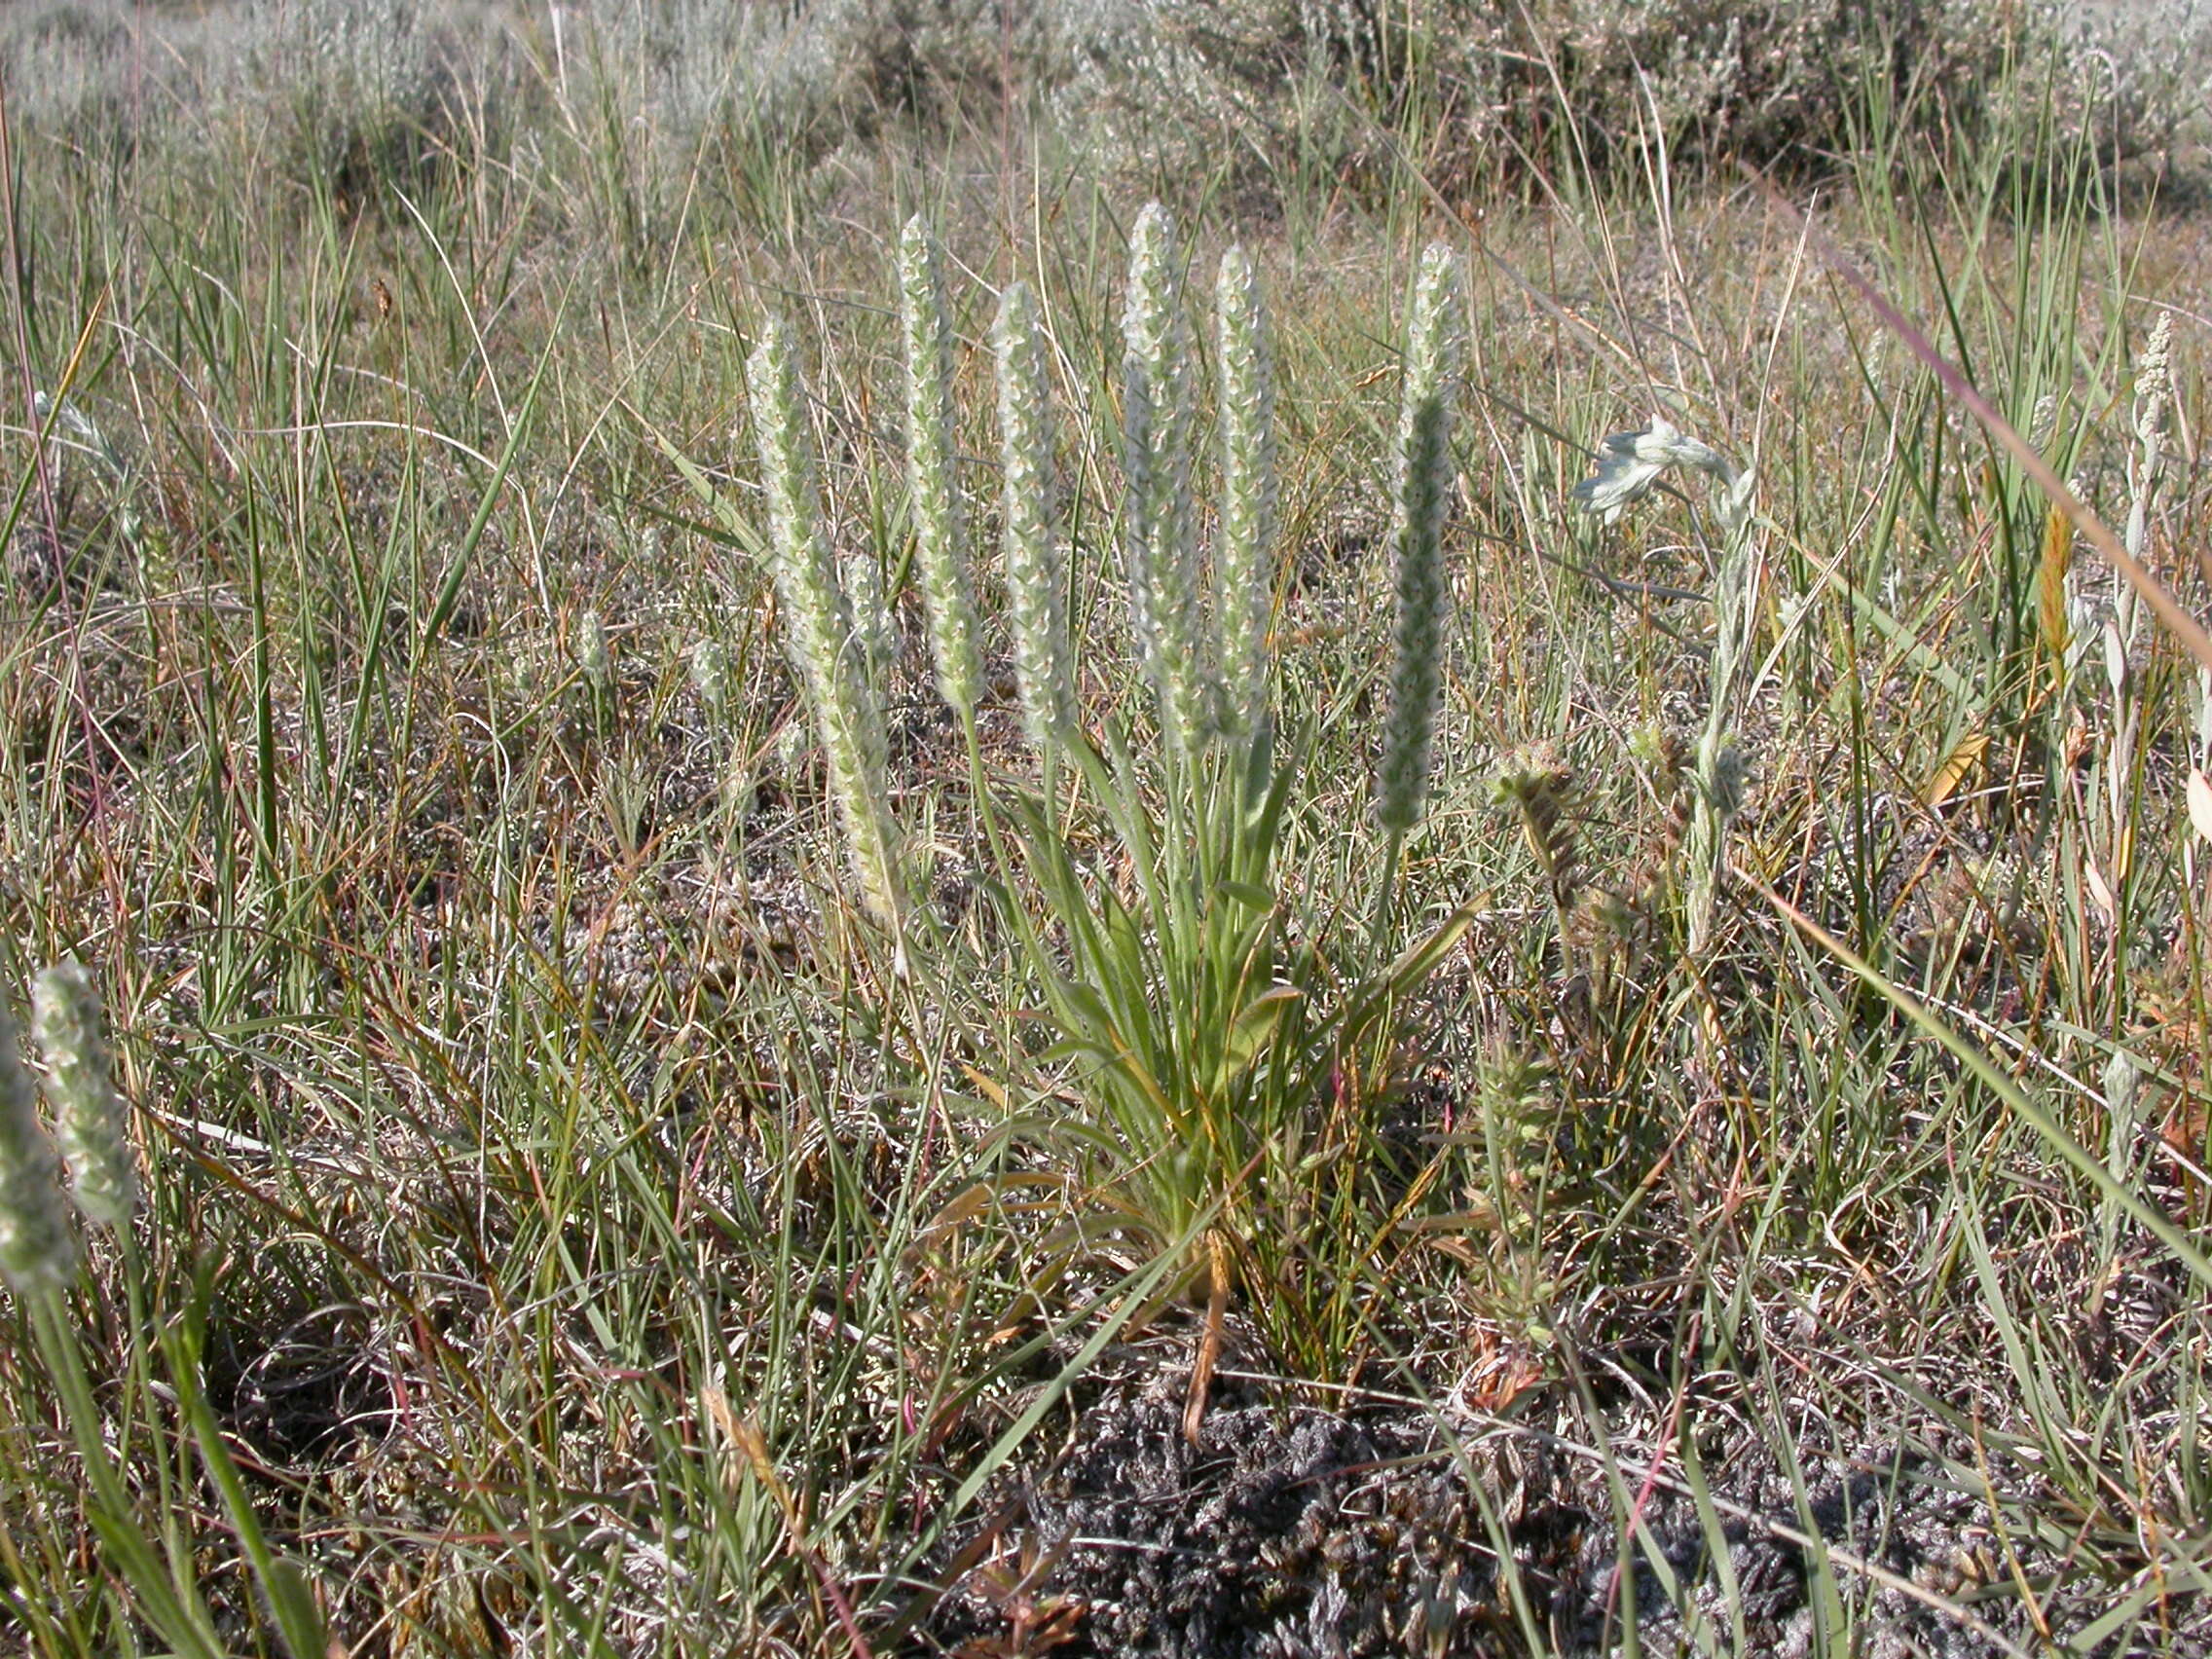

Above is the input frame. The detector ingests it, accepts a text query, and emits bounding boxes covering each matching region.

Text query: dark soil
[918,1333,2202,1658]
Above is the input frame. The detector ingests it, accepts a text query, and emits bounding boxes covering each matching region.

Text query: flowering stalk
[574,608,610,689]
[689,637,731,723]
[0,999,203,1646]
[1370,242,1465,943]
[574,608,613,732]
[993,281,1077,756]
[32,963,139,1230]
[1216,244,1277,739]
[747,316,905,935]
[843,545,893,697]
[1694,471,1755,956]
[2102,311,2175,935]
[1122,203,1220,753]
[898,216,984,721]
[2118,311,2172,658]
[1376,243,1466,839]
[1574,414,1757,954]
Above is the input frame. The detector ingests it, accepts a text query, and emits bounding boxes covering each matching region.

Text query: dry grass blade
[1184,1228,1232,1446]
[734,1414,879,1659]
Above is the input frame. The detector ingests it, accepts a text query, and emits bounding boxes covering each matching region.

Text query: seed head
[32,963,138,1230]
[993,281,1078,753]
[898,216,984,718]
[1121,203,1219,751]
[574,609,611,692]
[2135,311,2173,454]
[1704,738,1747,823]
[1377,243,1466,835]
[748,316,904,931]
[689,638,731,723]
[2105,1049,2141,1123]
[0,1008,73,1290]
[1494,754,1582,912]
[1216,244,1277,737]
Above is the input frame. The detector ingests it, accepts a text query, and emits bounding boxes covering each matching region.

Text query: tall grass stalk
[0,1008,72,1290]
[1687,465,1759,955]
[3,976,325,1659]
[1572,417,1754,953]
[31,964,139,1230]
[2099,310,2175,965]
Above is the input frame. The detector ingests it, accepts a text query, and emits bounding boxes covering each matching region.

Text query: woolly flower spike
[32,964,138,1230]
[0,1008,73,1289]
[1571,416,1750,532]
[1216,245,1277,737]
[993,282,1078,753]
[1122,203,1219,751]
[842,544,894,695]
[898,217,984,719]
[2119,311,2176,654]
[574,609,611,691]
[1376,243,1467,837]
[747,317,905,933]
[689,638,731,723]
[2135,310,2174,452]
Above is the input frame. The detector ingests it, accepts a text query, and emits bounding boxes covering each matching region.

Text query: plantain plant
[744,210,1478,1373]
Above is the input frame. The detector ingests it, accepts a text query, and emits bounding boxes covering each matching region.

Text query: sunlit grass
[0,10,2208,1653]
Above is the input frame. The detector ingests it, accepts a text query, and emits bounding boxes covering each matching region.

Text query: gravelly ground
[917,1323,2206,1658]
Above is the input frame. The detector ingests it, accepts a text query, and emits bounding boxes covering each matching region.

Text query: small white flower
[1571,416,1743,527]
[32,391,127,483]
[32,391,100,450]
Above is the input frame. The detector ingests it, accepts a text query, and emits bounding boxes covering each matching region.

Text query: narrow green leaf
[1213,984,1303,1091]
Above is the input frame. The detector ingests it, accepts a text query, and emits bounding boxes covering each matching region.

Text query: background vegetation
[1,0,2210,1653]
